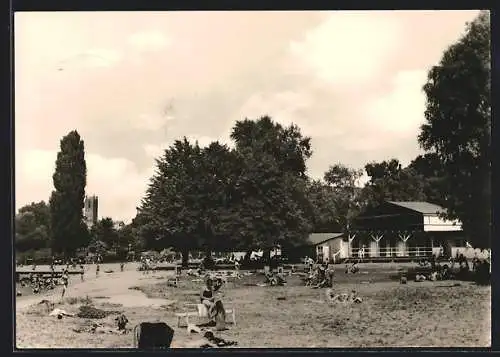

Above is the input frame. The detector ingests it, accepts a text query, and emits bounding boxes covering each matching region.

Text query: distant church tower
[83,195,98,228]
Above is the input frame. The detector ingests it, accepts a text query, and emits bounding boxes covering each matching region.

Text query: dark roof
[308,232,344,246]
[387,201,446,215]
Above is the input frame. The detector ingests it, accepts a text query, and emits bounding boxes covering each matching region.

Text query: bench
[175,303,236,327]
[167,277,179,287]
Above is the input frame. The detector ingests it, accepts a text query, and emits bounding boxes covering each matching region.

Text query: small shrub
[64,296,93,305]
[76,305,120,319]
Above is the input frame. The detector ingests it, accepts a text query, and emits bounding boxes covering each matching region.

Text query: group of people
[412,251,491,283]
[19,273,58,295]
[18,266,71,298]
[140,256,156,274]
[18,255,111,298]
[264,269,287,286]
[305,261,335,288]
[199,274,227,330]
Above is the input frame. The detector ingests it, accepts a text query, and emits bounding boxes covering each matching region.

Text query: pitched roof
[387,201,446,215]
[308,232,344,246]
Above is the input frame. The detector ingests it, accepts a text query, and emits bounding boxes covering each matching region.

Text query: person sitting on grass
[200,276,226,330]
[265,271,286,286]
[345,260,359,274]
[312,264,328,288]
[430,254,437,270]
[305,268,318,286]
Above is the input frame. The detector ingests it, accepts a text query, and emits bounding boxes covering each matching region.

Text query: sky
[15,10,481,223]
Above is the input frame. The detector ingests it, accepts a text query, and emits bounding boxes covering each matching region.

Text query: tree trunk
[181,247,189,267]
[205,246,212,259]
[264,249,271,267]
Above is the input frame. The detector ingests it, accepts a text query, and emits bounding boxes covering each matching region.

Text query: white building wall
[423,214,462,232]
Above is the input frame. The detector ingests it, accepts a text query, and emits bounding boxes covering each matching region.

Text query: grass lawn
[15,263,490,348]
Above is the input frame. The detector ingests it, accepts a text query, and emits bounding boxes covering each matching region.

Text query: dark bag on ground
[134,322,174,349]
[214,300,226,331]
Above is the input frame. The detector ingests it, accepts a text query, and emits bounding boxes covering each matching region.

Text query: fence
[350,246,433,258]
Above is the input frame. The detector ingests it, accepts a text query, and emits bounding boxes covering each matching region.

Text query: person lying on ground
[415,274,426,282]
[200,276,226,330]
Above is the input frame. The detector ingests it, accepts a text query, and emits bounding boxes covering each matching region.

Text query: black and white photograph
[14,10,491,349]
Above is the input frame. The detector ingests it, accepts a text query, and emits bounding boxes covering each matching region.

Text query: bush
[474,261,491,285]
[16,248,53,265]
[76,305,121,319]
[202,256,215,270]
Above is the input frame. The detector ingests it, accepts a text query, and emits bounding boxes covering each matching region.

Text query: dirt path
[16,264,175,311]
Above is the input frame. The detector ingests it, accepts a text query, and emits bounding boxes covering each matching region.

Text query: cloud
[236,90,320,136]
[16,149,152,222]
[15,11,480,222]
[128,31,171,51]
[143,143,168,159]
[136,113,173,131]
[186,135,219,148]
[58,48,122,69]
[363,70,428,135]
[288,12,403,86]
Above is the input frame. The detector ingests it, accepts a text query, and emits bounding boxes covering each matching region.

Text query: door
[323,245,330,262]
[316,245,323,262]
[340,240,349,259]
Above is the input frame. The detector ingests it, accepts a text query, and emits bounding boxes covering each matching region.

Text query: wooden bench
[175,303,236,327]
[167,277,179,287]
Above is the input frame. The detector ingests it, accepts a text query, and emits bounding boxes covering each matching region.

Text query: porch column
[370,233,383,257]
[398,232,412,256]
[347,233,356,258]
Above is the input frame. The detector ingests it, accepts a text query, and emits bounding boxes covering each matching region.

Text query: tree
[197,142,240,254]
[49,130,89,257]
[408,153,447,206]
[90,217,119,250]
[15,201,51,252]
[323,164,365,231]
[363,159,427,205]
[231,116,312,178]
[139,117,314,264]
[418,11,491,248]
[139,138,205,266]
[230,116,313,258]
[116,223,139,250]
[306,179,342,233]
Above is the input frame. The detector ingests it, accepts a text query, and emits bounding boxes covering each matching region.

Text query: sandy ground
[15,262,491,349]
[16,263,168,310]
